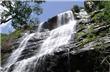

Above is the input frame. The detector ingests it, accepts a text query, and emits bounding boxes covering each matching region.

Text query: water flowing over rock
[3,33,35,72]
[2,7,109,72]
[37,11,77,57]
[2,11,78,72]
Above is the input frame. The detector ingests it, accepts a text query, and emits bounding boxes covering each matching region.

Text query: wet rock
[1,8,110,72]
[42,16,57,30]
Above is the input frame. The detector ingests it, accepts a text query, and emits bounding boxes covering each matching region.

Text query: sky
[0,1,84,34]
[39,1,84,22]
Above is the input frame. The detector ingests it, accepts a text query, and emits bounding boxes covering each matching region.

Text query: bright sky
[39,1,84,22]
[0,1,84,34]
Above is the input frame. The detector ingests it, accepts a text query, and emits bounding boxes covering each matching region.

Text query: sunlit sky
[0,1,84,34]
[39,1,84,22]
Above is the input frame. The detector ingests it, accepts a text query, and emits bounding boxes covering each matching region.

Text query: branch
[90,9,104,18]
[1,18,12,24]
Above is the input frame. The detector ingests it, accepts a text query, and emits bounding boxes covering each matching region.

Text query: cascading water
[37,22,44,32]
[2,10,77,72]
[37,11,76,57]
[3,33,35,72]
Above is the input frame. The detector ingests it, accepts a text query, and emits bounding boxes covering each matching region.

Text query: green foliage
[87,25,94,33]
[93,38,110,71]
[92,12,104,23]
[0,29,23,56]
[81,33,96,46]
[75,1,110,71]
[76,24,97,48]
[92,11,110,24]
[0,30,22,64]
[98,27,110,37]
[0,24,34,46]
[0,1,45,29]
[9,29,22,39]
[72,5,80,13]
[91,1,110,24]
[1,29,22,44]
[84,0,96,13]
[77,31,85,39]
[0,34,8,44]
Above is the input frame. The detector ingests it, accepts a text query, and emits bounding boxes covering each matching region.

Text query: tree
[91,1,110,23]
[72,5,80,13]
[0,1,45,29]
[84,0,96,13]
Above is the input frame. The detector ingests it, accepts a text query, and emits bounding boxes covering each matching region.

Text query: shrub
[72,5,80,13]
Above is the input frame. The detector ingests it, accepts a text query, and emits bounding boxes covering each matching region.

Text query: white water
[57,11,74,27]
[37,11,76,57]
[37,22,44,32]
[3,10,77,72]
[3,33,35,71]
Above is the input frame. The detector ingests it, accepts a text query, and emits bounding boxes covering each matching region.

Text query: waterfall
[57,11,74,27]
[37,11,76,57]
[37,22,44,32]
[3,33,35,72]
[2,10,77,72]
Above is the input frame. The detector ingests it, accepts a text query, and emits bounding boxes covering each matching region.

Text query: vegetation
[0,23,35,50]
[74,1,110,71]
[84,0,95,12]
[92,1,110,24]
[0,1,45,29]
[0,1,45,51]
[0,1,110,72]
[1,29,22,49]
[72,5,80,13]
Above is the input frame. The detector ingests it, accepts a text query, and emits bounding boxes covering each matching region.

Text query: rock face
[73,10,110,71]
[42,16,57,30]
[1,9,110,72]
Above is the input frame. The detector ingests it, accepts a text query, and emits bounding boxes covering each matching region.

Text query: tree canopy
[0,1,45,29]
